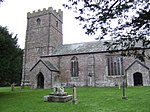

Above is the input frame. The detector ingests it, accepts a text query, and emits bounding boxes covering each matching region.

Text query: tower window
[56,21,58,27]
[37,18,41,26]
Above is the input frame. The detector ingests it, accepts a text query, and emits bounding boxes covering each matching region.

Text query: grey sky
[0,0,96,48]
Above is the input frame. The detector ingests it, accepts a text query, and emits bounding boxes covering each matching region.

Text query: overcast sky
[0,0,96,49]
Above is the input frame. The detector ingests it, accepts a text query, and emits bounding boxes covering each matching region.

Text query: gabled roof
[30,59,59,72]
[125,60,149,71]
[51,41,107,56]
[40,40,150,58]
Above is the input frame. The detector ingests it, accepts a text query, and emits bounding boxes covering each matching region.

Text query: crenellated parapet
[27,7,63,21]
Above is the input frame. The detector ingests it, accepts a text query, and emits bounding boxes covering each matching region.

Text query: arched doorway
[133,72,143,86]
[37,72,44,88]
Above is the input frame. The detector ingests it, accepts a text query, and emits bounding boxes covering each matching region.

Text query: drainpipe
[47,13,51,55]
[58,57,61,85]
[93,56,96,87]
[51,72,53,88]
[144,60,150,86]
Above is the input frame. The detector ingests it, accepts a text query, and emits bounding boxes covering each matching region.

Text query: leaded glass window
[107,56,124,76]
[71,56,79,77]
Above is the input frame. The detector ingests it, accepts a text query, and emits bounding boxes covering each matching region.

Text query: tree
[0,26,23,86]
[0,0,3,4]
[63,0,150,60]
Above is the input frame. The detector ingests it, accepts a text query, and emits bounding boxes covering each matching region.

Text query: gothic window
[107,56,124,76]
[71,56,79,77]
[36,18,41,26]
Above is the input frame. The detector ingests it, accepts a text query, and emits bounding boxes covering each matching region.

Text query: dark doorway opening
[37,72,44,88]
[133,72,143,86]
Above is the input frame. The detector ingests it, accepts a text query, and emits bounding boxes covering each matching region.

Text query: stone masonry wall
[22,7,63,85]
[45,51,150,87]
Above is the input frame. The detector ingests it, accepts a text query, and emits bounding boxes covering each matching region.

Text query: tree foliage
[0,0,3,4]
[0,26,23,86]
[64,0,150,60]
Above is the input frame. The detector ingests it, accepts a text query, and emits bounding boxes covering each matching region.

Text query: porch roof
[30,59,59,72]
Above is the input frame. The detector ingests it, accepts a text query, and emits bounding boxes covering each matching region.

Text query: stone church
[21,7,150,89]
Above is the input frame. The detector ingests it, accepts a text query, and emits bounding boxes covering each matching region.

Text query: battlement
[27,7,63,21]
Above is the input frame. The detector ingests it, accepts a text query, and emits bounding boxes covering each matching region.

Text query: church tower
[22,7,63,85]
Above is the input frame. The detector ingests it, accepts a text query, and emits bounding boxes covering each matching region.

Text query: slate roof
[41,40,149,58]
[51,41,107,56]
[44,61,59,72]
[125,60,149,71]
[30,59,59,72]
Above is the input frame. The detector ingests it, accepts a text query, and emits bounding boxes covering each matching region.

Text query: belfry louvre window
[71,56,79,77]
[36,18,41,26]
[107,56,124,76]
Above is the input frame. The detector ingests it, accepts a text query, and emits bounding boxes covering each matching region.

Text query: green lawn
[0,86,150,112]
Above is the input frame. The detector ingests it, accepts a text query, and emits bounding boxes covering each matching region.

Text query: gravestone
[72,85,78,104]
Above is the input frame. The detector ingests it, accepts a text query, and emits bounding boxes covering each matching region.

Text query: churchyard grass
[0,86,150,112]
